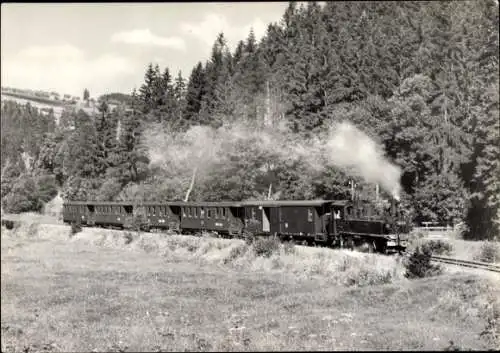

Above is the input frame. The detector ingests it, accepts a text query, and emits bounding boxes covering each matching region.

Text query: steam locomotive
[62,195,411,254]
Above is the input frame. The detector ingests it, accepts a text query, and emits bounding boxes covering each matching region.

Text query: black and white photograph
[1,1,499,351]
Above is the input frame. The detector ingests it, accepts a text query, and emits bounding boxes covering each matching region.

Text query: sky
[1,2,291,98]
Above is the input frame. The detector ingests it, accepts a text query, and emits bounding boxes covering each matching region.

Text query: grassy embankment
[1,220,499,352]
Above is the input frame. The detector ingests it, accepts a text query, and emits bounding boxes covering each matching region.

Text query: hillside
[0,1,498,240]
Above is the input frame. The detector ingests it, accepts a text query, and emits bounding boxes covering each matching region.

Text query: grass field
[2,222,499,352]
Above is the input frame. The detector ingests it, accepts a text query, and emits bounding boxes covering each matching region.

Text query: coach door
[86,205,95,225]
[269,207,281,235]
[261,207,271,233]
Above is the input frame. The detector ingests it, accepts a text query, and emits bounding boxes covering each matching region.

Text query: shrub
[345,268,393,287]
[96,178,123,201]
[224,243,249,264]
[443,340,463,351]
[2,176,41,213]
[123,231,134,245]
[283,241,296,255]
[35,174,58,203]
[475,241,500,263]
[1,219,15,230]
[421,239,454,256]
[70,222,82,237]
[480,294,500,348]
[253,236,281,258]
[404,246,443,279]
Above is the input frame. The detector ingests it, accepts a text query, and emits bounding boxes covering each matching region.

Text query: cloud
[111,29,186,51]
[180,13,268,51]
[1,44,136,97]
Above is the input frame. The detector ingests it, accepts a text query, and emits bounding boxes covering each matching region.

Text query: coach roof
[240,200,350,207]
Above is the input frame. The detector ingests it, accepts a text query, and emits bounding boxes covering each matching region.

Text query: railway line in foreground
[2,217,500,273]
[429,255,500,273]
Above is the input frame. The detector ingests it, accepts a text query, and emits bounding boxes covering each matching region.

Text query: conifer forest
[1,1,499,240]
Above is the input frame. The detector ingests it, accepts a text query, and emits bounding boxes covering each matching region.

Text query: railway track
[429,255,500,273]
[3,217,500,273]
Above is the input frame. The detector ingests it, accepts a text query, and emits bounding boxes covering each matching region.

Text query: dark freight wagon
[241,200,344,243]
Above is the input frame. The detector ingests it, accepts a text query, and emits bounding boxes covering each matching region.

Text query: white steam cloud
[145,119,401,201]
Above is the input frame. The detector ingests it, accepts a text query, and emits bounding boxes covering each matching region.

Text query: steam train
[62,196,411,254]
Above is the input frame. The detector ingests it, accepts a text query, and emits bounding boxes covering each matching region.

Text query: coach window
[207,209,211,219]
[251,208,256,219]
[188,207,192,218]
[193,207,197,218]
[308,208,313,222]
[200,207,205,218]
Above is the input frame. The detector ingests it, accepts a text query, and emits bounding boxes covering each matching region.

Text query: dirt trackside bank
[1,222,499,351]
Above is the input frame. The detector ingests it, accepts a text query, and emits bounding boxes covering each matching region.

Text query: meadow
[1,221,499,352]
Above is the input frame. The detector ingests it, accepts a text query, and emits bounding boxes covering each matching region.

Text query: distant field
[1,222,499,352]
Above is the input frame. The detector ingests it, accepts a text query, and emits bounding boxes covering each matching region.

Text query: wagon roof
[63,200,351,207]
[63,201,242,207]
[240,200,349,207]
[63,201,134,205]
[171,201,242,207]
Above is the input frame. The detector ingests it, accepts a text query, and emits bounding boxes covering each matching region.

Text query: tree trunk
[184,167,197,202]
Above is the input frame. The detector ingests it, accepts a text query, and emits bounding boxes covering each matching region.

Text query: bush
[443,340,463,351]
[252,236,281,258]
[345,268,393,287]
[224,243,249,264]
[35,174,58,203]
[480,294,500,348]
[97,178,123,201]
[70,222,82,237]
[1,219,16,230]
[421,239,454,256]
[405,246,443,279]
[2,176,41,213]
[475,241,500,263]
[123,231,134,245]
[283,241,296,255]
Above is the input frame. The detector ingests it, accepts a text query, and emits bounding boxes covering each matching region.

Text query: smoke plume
[144,119,402,201]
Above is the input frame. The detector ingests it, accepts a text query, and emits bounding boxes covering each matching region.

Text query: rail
[430,255,500,273]
[413,226,454,233]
